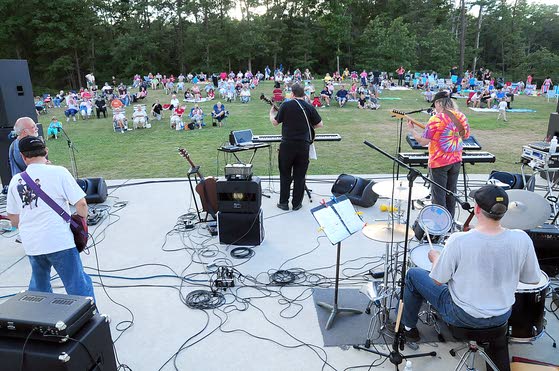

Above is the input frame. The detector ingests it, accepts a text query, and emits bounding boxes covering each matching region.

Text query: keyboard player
[407,91,470,218]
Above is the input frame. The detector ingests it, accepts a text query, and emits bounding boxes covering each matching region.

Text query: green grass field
[41,81,558,180]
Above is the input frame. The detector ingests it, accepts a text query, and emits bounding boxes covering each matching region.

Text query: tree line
[1,0,557,91]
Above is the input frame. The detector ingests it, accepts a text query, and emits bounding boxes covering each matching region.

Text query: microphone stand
[60,127,79,179]
[353,140,471,369]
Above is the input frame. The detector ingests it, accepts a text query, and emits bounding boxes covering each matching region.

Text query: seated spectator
[79,100,93,119]
[312,95,322,108]
[95,96,107,118]
[480,89,492,108]
[132,105,148,129]
[47,116,63,140]
[357,93,368,109]
[65,97,79,122]
[192,84,201,101]
[424,89,434,102]
[113,109,127,133]
[272,82,283,103]
[43,94,53,108]
[101,82,113,96]
[53,91,65,108]
[212,102,228,127]
[207,89,215,99]
[151,99,163,120]
[169,94,180,111]
[35,97,46,115]
[240,87,251,103]
[133,86,148,102]
[170,111,184,130]
[320,86,331,107]
[348,83,358,100]
[324,73,332,83]
[470,91,482,108]
[190,104,204,129]
[336,85,348,107]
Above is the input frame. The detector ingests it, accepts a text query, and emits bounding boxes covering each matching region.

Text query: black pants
[278,141,310,207]
[96,107,107,118]
[430,162,461,219]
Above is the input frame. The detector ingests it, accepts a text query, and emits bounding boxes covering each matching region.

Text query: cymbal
[500,190,550,230]
[362,222,414,242]
[372,180,430,201]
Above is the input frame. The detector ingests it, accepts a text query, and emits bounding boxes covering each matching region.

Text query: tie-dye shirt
[422,110,470,169]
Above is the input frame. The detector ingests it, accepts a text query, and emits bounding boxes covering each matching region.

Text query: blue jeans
[28,248,95,300]
[402,268,510,329]
[430,162,461,219]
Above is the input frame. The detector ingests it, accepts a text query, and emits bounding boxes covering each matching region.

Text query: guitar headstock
[178,148,189,159]
[391,109,406,119]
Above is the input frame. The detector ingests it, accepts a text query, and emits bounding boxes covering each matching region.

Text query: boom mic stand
[353,140,471,369]
[59,127,79,178]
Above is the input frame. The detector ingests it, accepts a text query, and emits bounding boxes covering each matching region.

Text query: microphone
[404,108,431,115]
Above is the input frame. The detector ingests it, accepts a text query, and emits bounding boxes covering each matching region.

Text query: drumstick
[424,224,434,249]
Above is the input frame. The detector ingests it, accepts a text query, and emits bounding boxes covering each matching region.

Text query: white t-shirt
[430,229,540,318]
[7,163,86,256]
[498,101,507,110]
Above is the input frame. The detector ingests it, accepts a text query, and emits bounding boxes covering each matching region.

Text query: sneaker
[386,322,421,343]
[292,204,302,211]
[276,203,289,211]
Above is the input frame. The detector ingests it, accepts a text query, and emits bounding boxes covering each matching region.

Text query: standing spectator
[396,66,405,86]
[497,99,508,122]
[6,136,94,299]
[85,72,95,90]
[542,76,553,95]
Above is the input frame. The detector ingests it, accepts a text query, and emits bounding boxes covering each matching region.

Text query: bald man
[8,117,40,177]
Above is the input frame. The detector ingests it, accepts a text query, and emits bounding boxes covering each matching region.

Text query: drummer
[399,185,540,369]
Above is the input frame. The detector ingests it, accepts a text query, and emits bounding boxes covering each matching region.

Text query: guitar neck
[391,110,426,129]
[179,149,205,180]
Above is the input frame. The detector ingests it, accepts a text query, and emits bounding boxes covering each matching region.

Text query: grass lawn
[40,81,558,180]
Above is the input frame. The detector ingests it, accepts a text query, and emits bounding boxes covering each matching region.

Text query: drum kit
[360,179,555,345]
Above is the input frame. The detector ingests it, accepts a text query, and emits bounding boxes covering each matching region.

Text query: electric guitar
[390,109,426,129]
[260,93,316,143]
[178,148,218,218]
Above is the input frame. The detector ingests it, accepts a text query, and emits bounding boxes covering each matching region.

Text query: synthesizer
[252,133,342,143]
[406,134,482,150]
[399,151,496,166]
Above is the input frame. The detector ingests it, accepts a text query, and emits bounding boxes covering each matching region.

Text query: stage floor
[1,174,557,371]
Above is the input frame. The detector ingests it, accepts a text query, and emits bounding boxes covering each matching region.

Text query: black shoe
[386,323,421,343]
[277,203,289,211]
[292,204,302,211]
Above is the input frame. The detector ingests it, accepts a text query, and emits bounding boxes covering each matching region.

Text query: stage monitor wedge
[0,59,37,128]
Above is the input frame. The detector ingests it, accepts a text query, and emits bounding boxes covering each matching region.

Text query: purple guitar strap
[20,171,79,229]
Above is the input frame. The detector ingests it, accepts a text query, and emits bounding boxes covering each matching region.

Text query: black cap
[470,185,509,216]
[431,91,452,107]
[19,136,46,153]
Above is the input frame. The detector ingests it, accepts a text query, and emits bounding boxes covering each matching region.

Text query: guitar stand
[187,166,211,223]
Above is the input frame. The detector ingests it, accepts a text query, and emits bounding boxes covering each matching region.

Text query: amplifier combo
[526,224,559,276]
[217,177,261,214]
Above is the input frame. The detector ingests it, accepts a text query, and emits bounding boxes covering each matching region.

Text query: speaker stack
[0,60,38,189]
[216,176,264,246]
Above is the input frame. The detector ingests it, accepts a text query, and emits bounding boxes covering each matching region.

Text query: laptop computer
[232,129,254,146]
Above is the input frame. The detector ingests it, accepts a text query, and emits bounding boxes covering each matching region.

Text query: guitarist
[269,83,323,211]
[407,91,470,219]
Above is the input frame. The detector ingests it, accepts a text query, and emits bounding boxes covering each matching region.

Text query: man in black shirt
[94,96,107,118]
[269,83,323,211]
[151,99,163,121]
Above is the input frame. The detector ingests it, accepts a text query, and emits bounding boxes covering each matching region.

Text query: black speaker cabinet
[547,113,559,140]
[217,177,261,213]
[0,60,37,128]
[218,210,264,246]
[331,174,378,207]
[526,224,559,277]
[0,124,44,189]
[76,178,108,204]
[0,314,117,371]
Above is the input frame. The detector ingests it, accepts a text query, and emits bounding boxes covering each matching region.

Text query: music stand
[311,195,364,330]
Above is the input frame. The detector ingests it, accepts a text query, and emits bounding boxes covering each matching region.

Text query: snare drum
[412,205,453,243]
[410,243,444,271]
[508,270,550,342]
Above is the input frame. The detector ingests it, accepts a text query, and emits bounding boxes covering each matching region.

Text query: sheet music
[312,206,350,244]
[332,199,364,234]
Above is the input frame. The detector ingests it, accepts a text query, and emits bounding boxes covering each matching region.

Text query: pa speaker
[547,113,559,139]
[76,178,108,204]
[331,174,378,208]
[218,209,264,246]
[0,314,117,371]
[525,224,559,277]
[217,177,261,213]
[0,60,37,128]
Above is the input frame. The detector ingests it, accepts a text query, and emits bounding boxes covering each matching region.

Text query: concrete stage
[0,174,557,370]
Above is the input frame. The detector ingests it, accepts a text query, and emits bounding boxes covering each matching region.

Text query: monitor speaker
[331,174,378,207]
[0,124,44,189]
[218,210,264,246]
[547,113,559,140]
[76,178,108,204]
[0,314,117,371]
[0,60,37,128]
[217,177,261,213]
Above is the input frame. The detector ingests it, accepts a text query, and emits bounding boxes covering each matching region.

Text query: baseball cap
[431,91,452,107]
[19,136,46,153]
[470,185,509,216]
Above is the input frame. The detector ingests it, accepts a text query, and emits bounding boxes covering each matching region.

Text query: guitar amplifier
[217,177,261,214]
[218,209,264,246]
[525,224,559,276]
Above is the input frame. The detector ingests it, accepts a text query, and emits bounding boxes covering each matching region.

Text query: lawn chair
[112,107,128,133]
[547,86,559,103]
